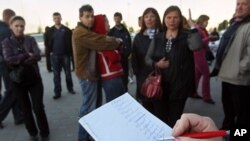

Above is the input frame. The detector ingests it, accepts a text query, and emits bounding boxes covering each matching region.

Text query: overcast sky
[0,0,236,33]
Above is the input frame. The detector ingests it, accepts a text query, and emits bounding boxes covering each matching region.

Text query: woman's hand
[155,57,169,69]
[28,52,34,57]
[188,9,195,28]
[172,113,223,141]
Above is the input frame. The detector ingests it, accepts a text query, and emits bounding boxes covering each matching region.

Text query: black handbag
[9,66,24,83]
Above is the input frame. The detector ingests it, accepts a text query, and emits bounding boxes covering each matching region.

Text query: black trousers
[0,89,23,122]
[141,85,187,128]
[121,62,129,92]
[0,62,23,123]
[221,82,250,129]
[13,78,49,137]
[45,48,52,71]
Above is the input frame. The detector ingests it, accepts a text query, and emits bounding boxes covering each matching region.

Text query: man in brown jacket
[72,4,122,141]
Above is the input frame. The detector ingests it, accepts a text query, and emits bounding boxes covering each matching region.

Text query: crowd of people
[1,0,250,140]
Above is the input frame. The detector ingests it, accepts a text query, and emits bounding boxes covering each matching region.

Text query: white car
[30,33,45,56]
[209,29,226,53]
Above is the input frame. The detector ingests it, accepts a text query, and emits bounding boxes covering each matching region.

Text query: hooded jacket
[72,20,119,80]
[93,15,124,80]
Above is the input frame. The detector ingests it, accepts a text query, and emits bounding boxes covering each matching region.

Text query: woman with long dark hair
[132,7,162,114]
[145,6,199,127]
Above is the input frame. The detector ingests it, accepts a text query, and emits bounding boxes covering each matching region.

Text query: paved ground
[0,58,223,141]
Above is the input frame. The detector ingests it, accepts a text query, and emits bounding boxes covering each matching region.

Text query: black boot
[0,122,3,129]
[210,68,219,77]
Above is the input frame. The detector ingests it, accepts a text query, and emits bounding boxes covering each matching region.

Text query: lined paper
[79,93,173,141]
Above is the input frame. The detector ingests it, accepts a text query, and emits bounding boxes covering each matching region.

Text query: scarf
[144,28,157,39]
[215,15,250,69]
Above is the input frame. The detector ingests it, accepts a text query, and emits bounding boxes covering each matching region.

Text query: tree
[218,20,229,31]
[65,21,69,27]
[37,25,42,33]
[122,21,128,29]
[128,26,134,32]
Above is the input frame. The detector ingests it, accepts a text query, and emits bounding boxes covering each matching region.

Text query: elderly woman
[145,6,201,127]
[2,16,49,141]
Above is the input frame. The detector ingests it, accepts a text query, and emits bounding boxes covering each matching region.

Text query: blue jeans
[78,79,97,141]
[51,55,73,96]
[102,77,125,102]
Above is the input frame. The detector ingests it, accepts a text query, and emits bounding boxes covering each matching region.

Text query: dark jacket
[132,32,154,76]
[44,25,73,56]
[0,21,11,43]
[0,21,11,63]
[108,24,132,70]
[145,31,195,100]
[132,32,155,98]
[2,35,42,85]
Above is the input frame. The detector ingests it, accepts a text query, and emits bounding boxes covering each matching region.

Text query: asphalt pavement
[0,58,224,141]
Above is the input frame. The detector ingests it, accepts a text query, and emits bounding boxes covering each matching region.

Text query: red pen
[157,130,229,140]
[181,130,229,139]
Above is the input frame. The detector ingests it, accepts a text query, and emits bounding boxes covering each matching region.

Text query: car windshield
[31,34,44,42]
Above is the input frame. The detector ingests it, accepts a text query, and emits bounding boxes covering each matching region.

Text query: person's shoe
[14,119,24,125]
[204,99,215,104]
[0,122,4,129]
[78,139,91,141]
[190,95,202,99]
[53,95,61,100]
[68,89,76,94]
[41,136,49,141]
[30,135,39,141]
[210,68,219,77]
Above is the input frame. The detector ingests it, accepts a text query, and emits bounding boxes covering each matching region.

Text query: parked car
[209,29,226,53]
[30,33,45,56]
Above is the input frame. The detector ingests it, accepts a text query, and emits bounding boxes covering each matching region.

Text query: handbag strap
[153,67,161,75]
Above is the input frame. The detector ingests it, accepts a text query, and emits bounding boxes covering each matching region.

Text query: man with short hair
[0,8,23,129]
[213,0,250,129]
[72,4,121,141]
[45,12,75,99]
[108,12,132,91]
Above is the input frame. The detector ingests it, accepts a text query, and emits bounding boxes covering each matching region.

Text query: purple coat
[2,35,42,81]
[2,35,41,66]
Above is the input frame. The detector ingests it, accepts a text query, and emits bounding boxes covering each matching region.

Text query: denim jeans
[102,77,125,102]
[51,55,73,96]
[78,79,97,141]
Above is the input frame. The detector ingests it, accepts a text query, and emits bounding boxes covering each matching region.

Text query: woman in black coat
[2,16,49,141]
[145,6,200,127]
[131,7,162,114]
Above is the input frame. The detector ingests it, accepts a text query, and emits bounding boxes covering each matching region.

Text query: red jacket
[93,15,124,80]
